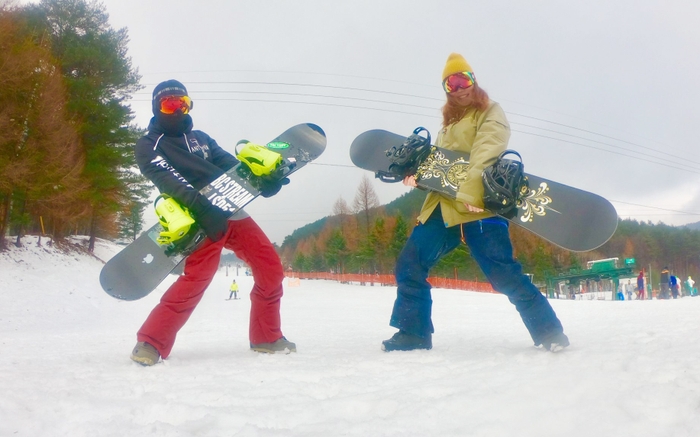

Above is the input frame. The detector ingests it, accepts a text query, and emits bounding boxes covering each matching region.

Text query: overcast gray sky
[24,0,700,243]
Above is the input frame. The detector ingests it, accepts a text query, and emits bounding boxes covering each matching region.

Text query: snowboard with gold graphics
[350,128,617,252]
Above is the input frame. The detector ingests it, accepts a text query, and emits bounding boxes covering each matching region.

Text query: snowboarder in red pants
[130,80,295,366]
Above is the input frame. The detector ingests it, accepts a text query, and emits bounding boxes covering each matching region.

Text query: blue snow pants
[389,207,564,345]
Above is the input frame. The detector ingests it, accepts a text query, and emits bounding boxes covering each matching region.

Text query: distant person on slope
[130,80,295,366]
[660,267,670,299]
[381,53,569,353]
[625,280,634,301]
[686,276,695,297]
[229,279,239,300]
[670,274,679,299]
[637,271,645,300]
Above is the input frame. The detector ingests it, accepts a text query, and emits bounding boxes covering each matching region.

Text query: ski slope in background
[1,236,698,437]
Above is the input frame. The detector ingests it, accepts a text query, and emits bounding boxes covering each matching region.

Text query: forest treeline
[280,180,700,287]
[0,0,148,251]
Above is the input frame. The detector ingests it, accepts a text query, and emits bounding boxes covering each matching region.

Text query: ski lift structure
[545,257,636,300]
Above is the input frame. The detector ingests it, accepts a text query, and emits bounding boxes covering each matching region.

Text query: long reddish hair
[441,84,490,127]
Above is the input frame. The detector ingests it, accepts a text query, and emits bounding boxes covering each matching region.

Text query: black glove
[258,176,290,198]
[192,196,229,242]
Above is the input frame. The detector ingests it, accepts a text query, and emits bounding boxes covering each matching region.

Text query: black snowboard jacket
[134,117,239,216]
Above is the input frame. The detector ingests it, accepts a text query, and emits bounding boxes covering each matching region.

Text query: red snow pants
[136,217,285,358]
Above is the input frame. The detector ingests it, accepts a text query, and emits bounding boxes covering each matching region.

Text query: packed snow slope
[1,236,699,437]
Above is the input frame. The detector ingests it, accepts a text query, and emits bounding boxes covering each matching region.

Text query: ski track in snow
[1,236,699,437]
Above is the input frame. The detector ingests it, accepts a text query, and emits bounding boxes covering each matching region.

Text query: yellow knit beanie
[442,53,474,81]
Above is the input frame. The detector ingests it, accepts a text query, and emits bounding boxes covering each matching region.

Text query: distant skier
[637,271,645,300]
[129,80,296,366]
[625,280,634,301]
[659,267,670,299]
[229,279,239,300]
[380,53,569,353]
[670,274,679,299]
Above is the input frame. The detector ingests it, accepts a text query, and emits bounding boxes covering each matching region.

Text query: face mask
[155,112,190,136]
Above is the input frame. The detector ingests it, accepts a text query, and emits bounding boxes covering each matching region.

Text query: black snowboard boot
[381,330,432,352]
[538,332,570,352]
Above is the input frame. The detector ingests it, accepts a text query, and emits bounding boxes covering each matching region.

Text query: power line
[138,72,687,165]
[167,96,438,119]
[512,130,700,174]
[139,69,436,89]
[508,112,698,166]
[134,93,700,174]
[134,85,695,169]
[311,162,355,169]
[189,90,439,111]
[610,200,700,216]
[130,76,700,220]
[138,81,442,101]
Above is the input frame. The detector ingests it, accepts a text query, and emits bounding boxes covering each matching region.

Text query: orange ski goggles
[442,71,476,93]
[159,95,192,114]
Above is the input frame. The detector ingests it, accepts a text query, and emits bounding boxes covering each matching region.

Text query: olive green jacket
[416,100,511,227]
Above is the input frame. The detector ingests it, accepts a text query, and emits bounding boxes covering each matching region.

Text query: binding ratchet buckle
[382,127,433,181]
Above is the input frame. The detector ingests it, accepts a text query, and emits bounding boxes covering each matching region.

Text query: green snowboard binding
[153,194,204,256]
[154,194,196,245]
[236,140,297,192]
[236,140,285,176]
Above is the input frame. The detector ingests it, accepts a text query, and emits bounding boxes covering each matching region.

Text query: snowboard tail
[100,123,326,301]
[350,129,617,252]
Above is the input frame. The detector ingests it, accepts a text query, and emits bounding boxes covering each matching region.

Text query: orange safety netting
[288,272,496,294]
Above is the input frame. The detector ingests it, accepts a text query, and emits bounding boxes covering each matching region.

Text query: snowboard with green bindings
[100,123,326,301]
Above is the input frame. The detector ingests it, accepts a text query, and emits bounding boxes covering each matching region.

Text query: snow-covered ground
[1,236,699,437]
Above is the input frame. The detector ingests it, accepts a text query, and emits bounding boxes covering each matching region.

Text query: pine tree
[292,252,308,273]
[325,229,348,273]
[22,0,147,250]
[0,6,85,248]
[388,214,409,262]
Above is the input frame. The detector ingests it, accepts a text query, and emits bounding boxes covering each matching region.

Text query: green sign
[266,141,290,150]
[625,258,636,265]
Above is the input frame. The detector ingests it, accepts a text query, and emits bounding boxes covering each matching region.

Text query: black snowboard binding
[163,227,206,257]
[481,150,529,219]
[377,127,433,182]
